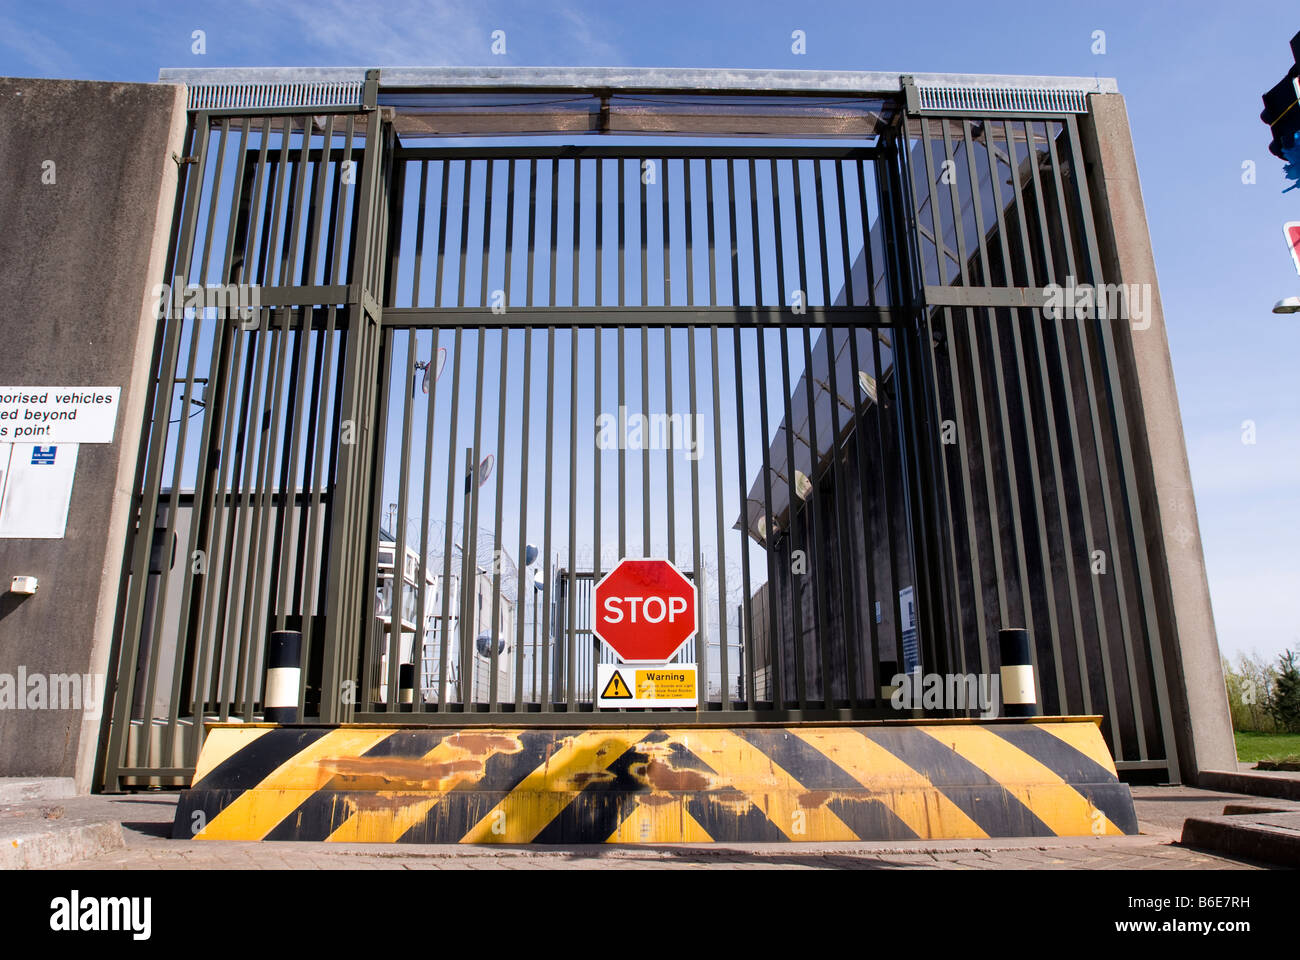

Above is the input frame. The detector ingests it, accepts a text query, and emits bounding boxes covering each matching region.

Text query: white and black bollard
[998,627,1039,717]
[264,630,302,723]
[398,663,415,706]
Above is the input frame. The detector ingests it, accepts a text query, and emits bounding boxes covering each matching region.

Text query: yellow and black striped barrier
[172,717,1138,843]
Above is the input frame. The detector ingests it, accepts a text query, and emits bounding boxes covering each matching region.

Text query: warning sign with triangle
[601,670,632,700]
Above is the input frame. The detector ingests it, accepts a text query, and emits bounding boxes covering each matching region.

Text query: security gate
[98,70,1178,789]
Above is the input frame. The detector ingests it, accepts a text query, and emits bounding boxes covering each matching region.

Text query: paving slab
[4,784,1283,870]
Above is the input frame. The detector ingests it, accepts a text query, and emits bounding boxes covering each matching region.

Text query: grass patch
[1234,731,1300,763]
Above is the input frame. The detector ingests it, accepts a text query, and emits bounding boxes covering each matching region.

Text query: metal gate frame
[98,67,1182,789]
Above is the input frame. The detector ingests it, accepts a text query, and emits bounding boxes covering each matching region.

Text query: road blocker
[172,716,1138,843]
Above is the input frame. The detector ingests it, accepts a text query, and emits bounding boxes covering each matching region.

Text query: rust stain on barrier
[644,760,711,793]
[319,755,484,789]
[444,732,523,755]
[341,792,436,815]
[568,770,616,786]
[798,790,832,809]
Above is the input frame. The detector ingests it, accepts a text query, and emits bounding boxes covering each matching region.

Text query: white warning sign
[596,663,698,709]
[0,442,79,539]
[0,387,120,444]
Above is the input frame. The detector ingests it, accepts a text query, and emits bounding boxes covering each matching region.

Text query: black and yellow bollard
[263,630,302,723]
[998,627,1038,717]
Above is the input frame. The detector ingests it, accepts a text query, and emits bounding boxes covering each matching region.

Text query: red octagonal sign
[593,558,697,663]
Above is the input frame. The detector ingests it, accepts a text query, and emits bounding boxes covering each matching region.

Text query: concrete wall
[1078,92,1237,780]
[0,78,187,790]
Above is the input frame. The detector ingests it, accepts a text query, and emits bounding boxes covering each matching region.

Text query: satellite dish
[794,470,813,501]
[746,499,779,542]
[858,370,878,404]
[532,568,544,591]
[465,454,493,492]
[476,630,506,658]
[414,347,448,396]
[524,543,539,566]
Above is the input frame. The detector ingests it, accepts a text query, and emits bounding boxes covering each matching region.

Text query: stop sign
[593,558,697,663]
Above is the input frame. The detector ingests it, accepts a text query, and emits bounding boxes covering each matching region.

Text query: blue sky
[3,0,1298,664]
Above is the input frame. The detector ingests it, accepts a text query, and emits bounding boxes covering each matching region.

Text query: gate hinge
[900,76,921,116]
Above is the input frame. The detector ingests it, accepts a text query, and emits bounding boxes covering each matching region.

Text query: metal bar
[960,118,1038,702]
[169,117,254,764]
[830,161,862,705]
[540,327,556,707]
[918,117,988,676]
[229,119,292,717]
[639,156,647,306]
[897,128,965,682]
[1066,117,1173,767]
[389,316,418,711]
[106,114,208,784]
[407,162,432,712]
[751,159,782,708]
[687,320,705,686]
[982,119,1069,714]
[398,145,878,162]
[436,329,463,708]
[463,326,488,702]
[514,323,534,708]
[709,325,730,709]
[549,158,559,305]
[809,160,841,706]
[319,97,383,723]
[572,157,581,306]
[142,117,228,764]
[592,323,603,702]
[657,156,672,570]
[866,155,908,687]
[704,159,729,708]
[771,159,807,709]
[489,329,509,710]
[567,326,579,709]
[642,322,651,555]
[457,160,473,307]
[380,305,897,327]
[1004,118,1091,716]
[940,115,1009,632]
[618,324,626,560]
[664,335,677,564]
[596,157,603,306]
[726,160,756,707]
[198,118,274,731]
[1021,119,1121,748]
[362,328,395,709]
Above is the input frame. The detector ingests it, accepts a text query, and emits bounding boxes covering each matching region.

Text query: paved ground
[31,785,1282,869]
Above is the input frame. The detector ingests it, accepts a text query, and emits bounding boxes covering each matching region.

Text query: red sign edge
[1285,221,1300,277]
[590,556,699,664]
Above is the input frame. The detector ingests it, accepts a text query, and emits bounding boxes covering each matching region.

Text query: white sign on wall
[0,386,119,539]
[0,443,79,539]
[0,387,120,444]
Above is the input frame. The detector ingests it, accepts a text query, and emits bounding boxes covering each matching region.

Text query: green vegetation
[1221,646,1300,734]
[1233,731,1300,764]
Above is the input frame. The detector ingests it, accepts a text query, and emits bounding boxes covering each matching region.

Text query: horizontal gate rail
[382,305,899,327]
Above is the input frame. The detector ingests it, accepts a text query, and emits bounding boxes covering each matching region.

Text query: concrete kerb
[1196,769,1300,802]
[0,777,77,805]
[0,801,125,870]
[1180,812,1300,868]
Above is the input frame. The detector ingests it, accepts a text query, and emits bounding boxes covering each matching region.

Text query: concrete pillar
[1078,92,1237,780]
[0,78,187,792]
